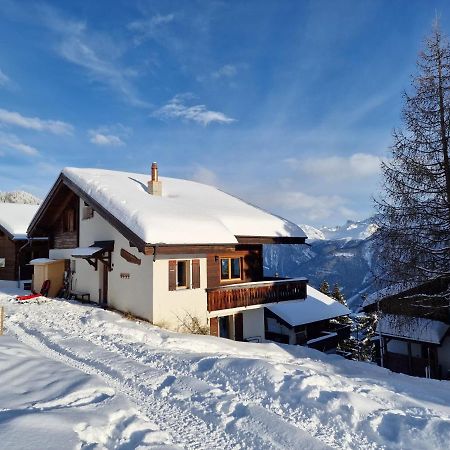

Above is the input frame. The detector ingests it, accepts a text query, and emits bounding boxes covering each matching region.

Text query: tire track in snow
[6,320,239,450]
[5,303,328,450]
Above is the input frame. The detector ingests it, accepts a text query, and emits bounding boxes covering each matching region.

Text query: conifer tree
[319,280,331,296]
[329,283,357,357]
[375,23,450,286]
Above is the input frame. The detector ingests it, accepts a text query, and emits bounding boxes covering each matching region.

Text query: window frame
[220,256,242,282]
[176,260,190,289]
[62,208,76,232]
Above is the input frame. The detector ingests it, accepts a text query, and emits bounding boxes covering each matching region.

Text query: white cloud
[286,152,384,181]
[0,132,39,156]
[88,124,131,146]
[128,13,175,45]
[154,94,235,126]
[257,190,357,222]
[0,69,10,87]
[37,5,147,107]
[212,64,237,79]
[191,165,218,186]
[0,108,73,135]
[89,132,124,147]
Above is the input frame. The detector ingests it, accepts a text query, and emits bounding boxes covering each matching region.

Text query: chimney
[148,162,162,196]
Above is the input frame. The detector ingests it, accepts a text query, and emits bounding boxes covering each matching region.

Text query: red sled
[17,294,41,301]
[17,280,51,301]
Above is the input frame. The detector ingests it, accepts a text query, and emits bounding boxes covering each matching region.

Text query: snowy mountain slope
[301,218,378,241]
[0,190,41,204]
[265,218,380,309]
[1,281,450,450]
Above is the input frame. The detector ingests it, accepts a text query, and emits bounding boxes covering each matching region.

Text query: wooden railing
[206,278,307,312]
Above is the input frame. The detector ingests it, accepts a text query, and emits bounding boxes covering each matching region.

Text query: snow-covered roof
[62,167,306,245]
[71,247,103,257]
[29,258,60,265]
[361,282,416,309]
[378,314,449,344]
[266,285,351,327]
[0,203,40,239]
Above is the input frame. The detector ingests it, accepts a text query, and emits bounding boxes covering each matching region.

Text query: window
[62,208,75,232]
[168,259,200,291]
[220,257,242,281]
[177,260,188,288]
[82,205,94,220]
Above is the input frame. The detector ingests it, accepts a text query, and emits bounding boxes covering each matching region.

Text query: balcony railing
[206,277,307,312]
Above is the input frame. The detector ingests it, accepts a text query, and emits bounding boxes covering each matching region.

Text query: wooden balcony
[206,277,307,312]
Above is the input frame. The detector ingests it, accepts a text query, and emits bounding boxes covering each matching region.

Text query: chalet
[363,276,450,379]
[0,203,48,282]
[27,164,350,348]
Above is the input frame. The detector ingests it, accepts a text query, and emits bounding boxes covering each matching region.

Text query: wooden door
[234,313,244,341]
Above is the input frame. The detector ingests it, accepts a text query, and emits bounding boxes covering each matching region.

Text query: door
[99,262,108,306]
[219,316,230,339]
[234,313,243,341]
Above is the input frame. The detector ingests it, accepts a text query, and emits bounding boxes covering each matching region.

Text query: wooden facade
[206,244,263,289]
[51,193,79,249]
[0,231,48,281]
[0,231,20,280]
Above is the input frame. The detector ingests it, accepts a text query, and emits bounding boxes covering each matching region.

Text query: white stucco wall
[152,254,208,330]
[48,200,213,330]
[242,308,265,342]
[55,200,154,321]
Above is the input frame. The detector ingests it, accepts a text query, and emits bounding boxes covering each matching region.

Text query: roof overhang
[71,241,114,270]
[0,223,20,241]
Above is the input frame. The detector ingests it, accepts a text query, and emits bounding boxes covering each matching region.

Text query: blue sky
[0,0,449,227]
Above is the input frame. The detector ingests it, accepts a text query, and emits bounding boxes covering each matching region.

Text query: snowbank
[1,281,449,449]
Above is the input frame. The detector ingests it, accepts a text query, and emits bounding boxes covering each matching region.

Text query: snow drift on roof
[71,247,103,257]
[0,203,39,239]
[378,314,449,344]
[266,285,350,327]
[63,167,306,245]
[29,258,60,265]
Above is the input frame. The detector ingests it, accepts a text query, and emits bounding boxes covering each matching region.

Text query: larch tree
[375,22,450,287]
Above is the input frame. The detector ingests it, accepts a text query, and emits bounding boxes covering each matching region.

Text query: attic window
[82,205,94,220]
[220,257,242,281]
[63,208,75,232]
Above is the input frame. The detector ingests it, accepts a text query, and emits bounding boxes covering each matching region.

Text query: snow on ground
[1,281,450,449]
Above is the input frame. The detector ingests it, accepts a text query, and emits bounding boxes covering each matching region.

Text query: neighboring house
[27,164,350,348]
[363,276,450,379]
[0,203,48,281]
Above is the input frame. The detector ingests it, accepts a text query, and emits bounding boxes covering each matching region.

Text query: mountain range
[264,218,380,310]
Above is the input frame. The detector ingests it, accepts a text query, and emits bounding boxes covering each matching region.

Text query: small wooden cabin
[0,203,48,281]
[363,276,450,379]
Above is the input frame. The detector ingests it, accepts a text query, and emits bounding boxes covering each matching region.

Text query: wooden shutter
[209,317,219,336]
[234,313,243,341]
[168,260,177,291]
[192,259,200,289]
